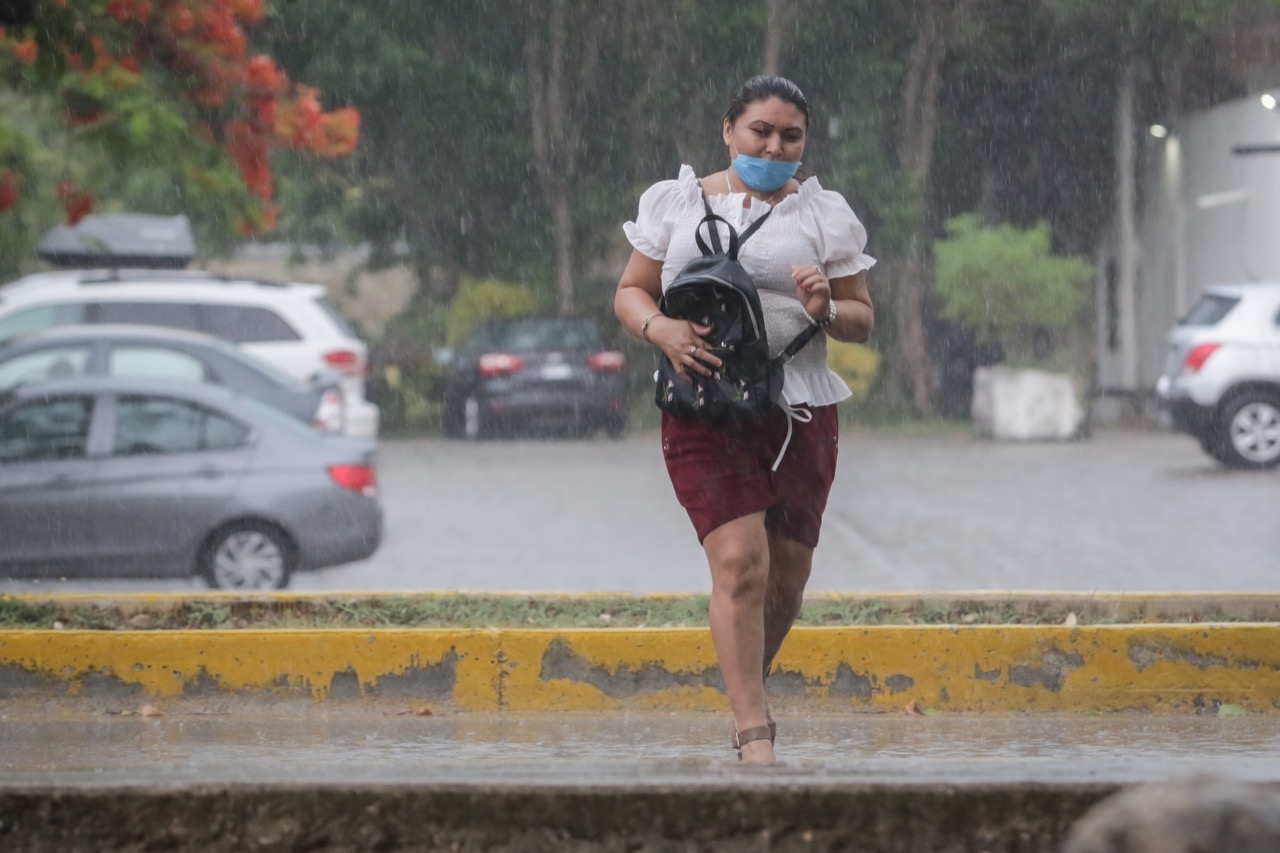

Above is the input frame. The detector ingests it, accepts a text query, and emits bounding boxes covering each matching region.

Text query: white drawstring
[771,390,812,471]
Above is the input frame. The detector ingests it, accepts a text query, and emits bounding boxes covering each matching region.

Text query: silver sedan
[0,376,382,589]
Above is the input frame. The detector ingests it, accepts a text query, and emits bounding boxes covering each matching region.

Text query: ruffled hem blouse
[624,164,876,407]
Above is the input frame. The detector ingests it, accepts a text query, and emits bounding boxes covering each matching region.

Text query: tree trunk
[1113,55,1140,394]
[890,0,949,415]
[763,0,790,75]
[526,0,577,315]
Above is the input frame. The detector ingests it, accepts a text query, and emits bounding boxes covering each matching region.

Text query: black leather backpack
[655,194,818,423]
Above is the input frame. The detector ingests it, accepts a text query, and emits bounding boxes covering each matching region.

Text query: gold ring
[689,346,698,356]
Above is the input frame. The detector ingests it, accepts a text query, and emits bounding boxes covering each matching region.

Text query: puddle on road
[4,712,1280,787]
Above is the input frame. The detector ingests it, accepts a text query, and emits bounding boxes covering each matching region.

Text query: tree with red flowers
[0,0,359,246]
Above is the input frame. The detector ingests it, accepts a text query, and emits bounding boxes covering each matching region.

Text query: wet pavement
[3,426,1276,596]
[3,707,1280,789]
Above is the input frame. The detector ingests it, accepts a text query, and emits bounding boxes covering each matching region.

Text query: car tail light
[324,349,366,377]
[1182,342,1221,374]
[479,353,523,377]
[588,351,625,373]
[312,389,345,433]
[329,464,377,497]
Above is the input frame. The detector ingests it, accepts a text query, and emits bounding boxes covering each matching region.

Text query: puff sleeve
[622,172,691,261]
[801,188,877,280]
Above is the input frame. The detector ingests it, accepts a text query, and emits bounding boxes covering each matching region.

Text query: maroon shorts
[661,404,839,547]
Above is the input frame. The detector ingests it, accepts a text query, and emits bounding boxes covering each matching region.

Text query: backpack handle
[694,212,738,259]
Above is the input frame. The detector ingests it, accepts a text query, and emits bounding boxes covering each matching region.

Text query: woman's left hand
[791,264,832,323]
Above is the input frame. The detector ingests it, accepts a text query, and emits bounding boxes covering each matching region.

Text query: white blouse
[624,164,876,407]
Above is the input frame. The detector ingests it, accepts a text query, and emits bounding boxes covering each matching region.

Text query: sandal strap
[732,725,775,750]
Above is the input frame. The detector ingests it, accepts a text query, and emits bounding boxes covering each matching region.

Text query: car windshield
[492,318,599,351]
[1180,293,1239,326]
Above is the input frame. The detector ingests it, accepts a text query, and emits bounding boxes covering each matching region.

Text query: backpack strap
[695,191,771,259]
[776,321,820,364]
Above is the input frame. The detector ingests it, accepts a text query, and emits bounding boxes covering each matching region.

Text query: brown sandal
[732,724,776,757]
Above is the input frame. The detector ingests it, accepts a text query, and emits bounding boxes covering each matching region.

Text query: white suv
[1156,281,1280,469]
[0,269,379,437]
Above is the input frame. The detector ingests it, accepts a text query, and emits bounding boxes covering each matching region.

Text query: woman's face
[723,96,807,162]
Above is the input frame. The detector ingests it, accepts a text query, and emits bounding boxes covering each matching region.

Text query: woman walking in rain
[614,75,876,763]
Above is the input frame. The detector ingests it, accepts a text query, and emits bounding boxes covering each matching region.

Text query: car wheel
[604,416,627,440]
[1196,430,1232,465]
[463,395,487,439]
[200,522,294,590]
[1214,393,1280,469]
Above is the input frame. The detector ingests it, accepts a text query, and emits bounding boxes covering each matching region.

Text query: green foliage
[1,0,1264,420]
[259,0,542,282]
[370,288,450,434]
[0,595,57,627]
[445,276,545,347]
[934,214,1092,366]
[1,593,1254,630]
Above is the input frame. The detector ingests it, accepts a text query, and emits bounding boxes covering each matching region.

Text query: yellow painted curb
[2,624,1278,713]
[0,629,500,707]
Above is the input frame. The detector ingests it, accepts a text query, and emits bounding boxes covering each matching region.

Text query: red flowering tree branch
[0,0,359,234]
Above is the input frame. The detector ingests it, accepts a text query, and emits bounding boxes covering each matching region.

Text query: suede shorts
[660,404,839,547]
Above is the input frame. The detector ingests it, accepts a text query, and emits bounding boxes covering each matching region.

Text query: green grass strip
[0,593,1265,631]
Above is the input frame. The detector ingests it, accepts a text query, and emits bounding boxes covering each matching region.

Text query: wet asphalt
[3,424,1277,595]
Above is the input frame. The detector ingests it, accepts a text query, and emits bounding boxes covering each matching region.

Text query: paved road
[3,426,1276,594]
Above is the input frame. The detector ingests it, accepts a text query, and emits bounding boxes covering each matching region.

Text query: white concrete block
[971,366,1086,441]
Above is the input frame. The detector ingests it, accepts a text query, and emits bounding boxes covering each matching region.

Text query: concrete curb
[0,781,1114,853]
[3,622,1279,713]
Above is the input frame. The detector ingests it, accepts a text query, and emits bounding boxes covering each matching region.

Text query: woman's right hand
[651,317,721,381]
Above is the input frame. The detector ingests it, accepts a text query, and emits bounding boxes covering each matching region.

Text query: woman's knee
[712,552,768,600]
[704,513,769,598]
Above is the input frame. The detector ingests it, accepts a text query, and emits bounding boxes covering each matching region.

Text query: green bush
[934,213,1092,367]
[445,276,546,347]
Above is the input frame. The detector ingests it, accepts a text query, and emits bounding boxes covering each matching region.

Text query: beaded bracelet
[808,300,838,328]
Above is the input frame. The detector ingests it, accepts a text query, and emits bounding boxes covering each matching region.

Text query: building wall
[1098,91,1280,410]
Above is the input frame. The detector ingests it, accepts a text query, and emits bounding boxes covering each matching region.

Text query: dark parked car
[0,325,345,433]
[439,316,628,439]
[0,376,381,589]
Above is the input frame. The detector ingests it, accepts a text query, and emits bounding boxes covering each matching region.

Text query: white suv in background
[0,269,379,438]
[1156,281,1280,469]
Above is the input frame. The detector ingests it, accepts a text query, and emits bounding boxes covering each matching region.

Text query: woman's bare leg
[762,534,814,678]
[703,511,774,763]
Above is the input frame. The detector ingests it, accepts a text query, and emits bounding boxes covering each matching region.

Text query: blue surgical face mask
[731,148,801,193]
